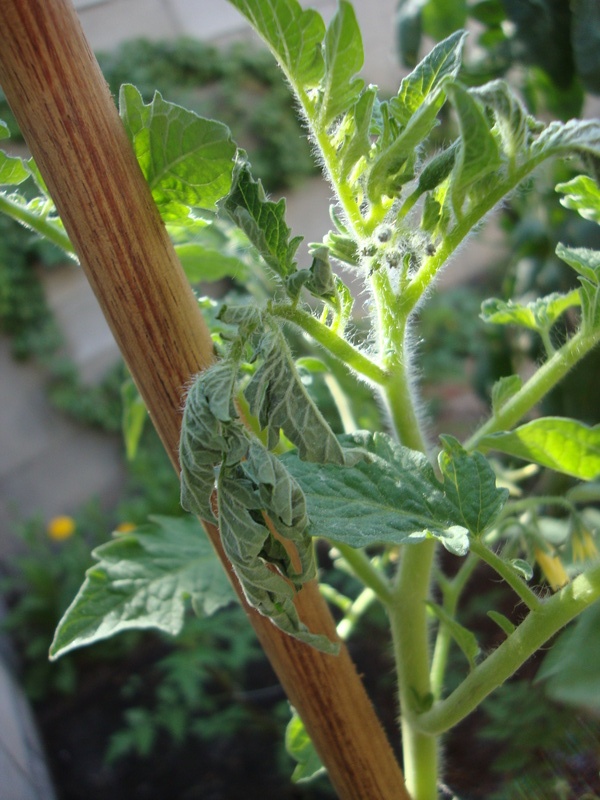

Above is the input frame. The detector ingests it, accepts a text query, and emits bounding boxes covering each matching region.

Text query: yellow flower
[47,515,76,541]
[534,547,569,591]
[572,529,599,563]
[115,522,136,534]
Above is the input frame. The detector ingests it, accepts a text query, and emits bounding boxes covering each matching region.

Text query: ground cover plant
[1,1,600,797]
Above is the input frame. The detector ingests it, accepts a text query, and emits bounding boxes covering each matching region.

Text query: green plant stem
[371,270,426,451]
[317,133,367,236]
[271,72,368,240]
[337,586,377,640]
[540,327,555,359]
[323,373,359,433]
[0,194,75,256]
[370,263,439,798]
[271,303,387,385]
[469,537,541,610]
[465,328,600,450]
[333,542,393,605]
[389,540,438,800]
[398,160,556,318]
[430,552,479,700]
[415,563,600,736]
[498,495,577,520]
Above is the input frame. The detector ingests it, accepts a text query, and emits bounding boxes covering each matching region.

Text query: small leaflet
[223,162,302,280]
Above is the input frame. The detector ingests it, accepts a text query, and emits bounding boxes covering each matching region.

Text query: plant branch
[0,194,75,257]
[465,329,600,450]
[272,303,387,384]
[337,586,377,640]
[390,541,438,800]
[399,162,558,318]
[469,538,541,611]
[371,270,428,452]
[333,542,393,605]
[415,562,600,736]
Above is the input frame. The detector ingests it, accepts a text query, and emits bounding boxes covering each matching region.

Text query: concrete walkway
[0,617,56,800]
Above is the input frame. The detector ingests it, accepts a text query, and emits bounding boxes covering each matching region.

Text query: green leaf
[556,243,600,284]
[480,291,581,332]
[438,435,508,536]
[227,0,325,90]
[470,0,505,25]
[174,242,249,283]
[530,118,600,163]
[415,141,458,194]
[556,175,600,224]
[119,84,236,219]
[286,710,326,783]
[223,162,301,279]
[427,601,480,669]
[0,150,29,186]
[368,86,446,201]
[217,467,338,654]
[244,441,310,543]
[470,79,535,161]
[179,364,336,652]
[336,85,377,182]
[121,376,148,461]
[286,246,337,302]
[0,120,9,139]
[317,1,364,128]
[391,30,466,125]
[537,603,600,712]
[491,374,523,414]
[487,610,516,636]
[25,158,51,197]
[218,302,263,330]
[446,81,501,212]
[180,366,244,522]
[510,558,534,581]
[244,322,345,464]
[556,244,600,331]
[480,418,600,481]
[283,431,505,555]
[49,515,235,659]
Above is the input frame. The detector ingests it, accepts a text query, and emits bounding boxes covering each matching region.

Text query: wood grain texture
[0,2,410,797]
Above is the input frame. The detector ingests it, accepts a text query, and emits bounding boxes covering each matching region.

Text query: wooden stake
[0,2,409,797]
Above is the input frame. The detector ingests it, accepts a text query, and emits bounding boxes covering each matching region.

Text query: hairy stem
[371,270,428,452]
[271,303,387,384]
[390,541,438,800]
[370,259,439,798]
[469,538,541,611]
[398,161,556,318]
[466,328,600,450]
[416,563,600,735]
[0,193,75,256]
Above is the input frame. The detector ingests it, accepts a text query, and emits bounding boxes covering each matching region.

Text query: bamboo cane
[0,2,410,797]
